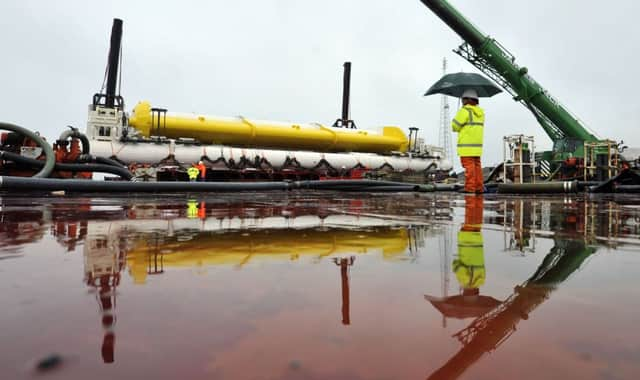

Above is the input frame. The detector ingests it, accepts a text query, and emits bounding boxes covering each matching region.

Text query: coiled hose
[0,122,55,178]
[58,128,90,155]
[0,151,133,180]
[2,122,133,180]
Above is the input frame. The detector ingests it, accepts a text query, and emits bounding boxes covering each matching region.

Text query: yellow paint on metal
[126,228,409,283]
[128,101,409,153]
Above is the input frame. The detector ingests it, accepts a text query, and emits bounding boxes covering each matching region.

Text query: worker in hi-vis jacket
[452,89,485,193]
[187,165,200,182]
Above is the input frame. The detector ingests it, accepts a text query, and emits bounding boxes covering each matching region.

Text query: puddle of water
[1,192,639,379]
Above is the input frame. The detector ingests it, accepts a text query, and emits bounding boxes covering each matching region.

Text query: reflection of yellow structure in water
[74,209,423,366]
[124,227,412,284]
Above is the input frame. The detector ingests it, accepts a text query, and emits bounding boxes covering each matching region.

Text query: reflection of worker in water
[454,195,485,295]
[187,200,207,219]
[425,195,498,320]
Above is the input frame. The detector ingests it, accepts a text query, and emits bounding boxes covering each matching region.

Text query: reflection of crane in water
[426,239,596,380]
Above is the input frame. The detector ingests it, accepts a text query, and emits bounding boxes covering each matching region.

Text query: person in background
[452,89,485,193]
[187,165,200,182]
[195,160,207,182]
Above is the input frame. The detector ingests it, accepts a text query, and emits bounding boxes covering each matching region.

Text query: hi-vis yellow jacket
[187,167,200,180]
[452,105,485,157]
[453,229,485,289]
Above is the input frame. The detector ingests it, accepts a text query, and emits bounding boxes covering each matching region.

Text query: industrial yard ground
[1,192,639,379]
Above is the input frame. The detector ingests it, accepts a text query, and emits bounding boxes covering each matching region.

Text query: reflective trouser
[464,195,484,226]
[461,156,483,192]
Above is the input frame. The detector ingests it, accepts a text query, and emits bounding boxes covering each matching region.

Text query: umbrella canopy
[424,72,502,98]
[424,294,503,319]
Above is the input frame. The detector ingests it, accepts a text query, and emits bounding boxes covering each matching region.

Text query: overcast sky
[2,0,639,166]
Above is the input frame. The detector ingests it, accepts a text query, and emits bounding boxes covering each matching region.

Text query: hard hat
[461,89,479,100]
[198,161,203,165]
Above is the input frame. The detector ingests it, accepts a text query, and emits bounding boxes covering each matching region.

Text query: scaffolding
[583,141,619,181]
[438,58,453,160]
[503,135,536,184]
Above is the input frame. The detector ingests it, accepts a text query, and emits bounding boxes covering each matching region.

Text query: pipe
[58,129,90,155]
[577,181,601,192]
[322,185,433,193]
[129,101,409,154]
[89,155,125,168]
[106,19,123,108]
[0,151,133,180]
[341,62,352,124]
[497,181,578,194]
[0,177,443,194]
[433,183,460,191]
[611,185,640,193]
[0,122,55,178]
[0,176,291,193]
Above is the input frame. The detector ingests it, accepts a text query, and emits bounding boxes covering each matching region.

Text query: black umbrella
[424,294,503,319]
[424,72,502,98]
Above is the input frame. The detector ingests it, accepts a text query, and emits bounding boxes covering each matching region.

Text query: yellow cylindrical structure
[128,101,409,153]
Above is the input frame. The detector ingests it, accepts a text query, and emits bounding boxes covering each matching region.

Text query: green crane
[419,0,605,164]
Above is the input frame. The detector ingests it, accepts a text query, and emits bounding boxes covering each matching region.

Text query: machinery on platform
[4,2,637,186]
[420,0,636,181]
[1,18,450,182]
[82,19,449,182]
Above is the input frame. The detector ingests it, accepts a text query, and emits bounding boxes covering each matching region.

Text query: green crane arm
[419,0,599,149]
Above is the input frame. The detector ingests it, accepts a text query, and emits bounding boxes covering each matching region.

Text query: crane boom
[419,0,600,159]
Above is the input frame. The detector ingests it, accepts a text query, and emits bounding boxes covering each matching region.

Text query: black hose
[433,183,460,191]
[498,181,578,194]
[0,122,55,178]
[612,185,640,193]
[0,151,133,180]
[577,181,601,192]
[319,185,429,192]
[93,156,125,168]
[0,177,448,193]
[0,176,290,193]
[58,129,90,155]
[360,185,433,192]
[294,179,427,189]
